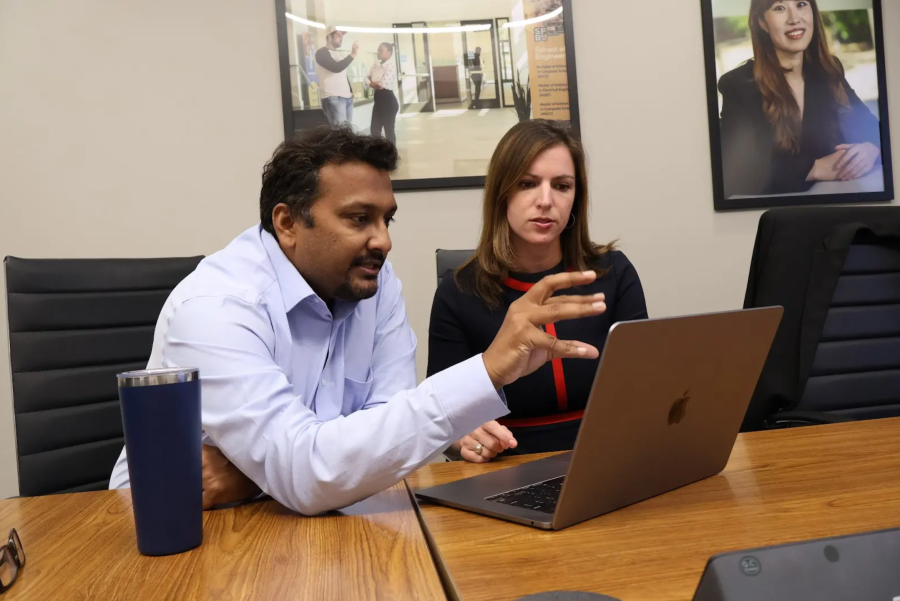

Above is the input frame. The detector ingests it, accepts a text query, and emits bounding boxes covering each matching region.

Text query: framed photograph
[275,0,581,191]
[700,0,893,210]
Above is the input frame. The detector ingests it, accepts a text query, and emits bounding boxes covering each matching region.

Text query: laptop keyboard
[485,476,565,514]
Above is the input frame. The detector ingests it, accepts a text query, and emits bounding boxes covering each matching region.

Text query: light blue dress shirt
[109,225,509,514]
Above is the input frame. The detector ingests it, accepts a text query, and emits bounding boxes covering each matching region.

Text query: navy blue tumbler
[118,368,203,556]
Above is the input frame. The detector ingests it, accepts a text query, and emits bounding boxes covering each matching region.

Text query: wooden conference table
[407,417,900,601]
[1,418,898,600]
[0,481,445,600]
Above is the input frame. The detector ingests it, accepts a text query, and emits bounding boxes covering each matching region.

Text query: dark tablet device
[693,527,900,601]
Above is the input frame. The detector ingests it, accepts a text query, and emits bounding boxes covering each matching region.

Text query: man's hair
[260,125,399,233]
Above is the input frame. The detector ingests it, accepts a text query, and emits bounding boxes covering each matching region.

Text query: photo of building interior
[284,0,564,180]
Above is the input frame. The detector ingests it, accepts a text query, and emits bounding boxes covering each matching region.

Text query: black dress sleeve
[315,47,354,73]
[426,277,478,377]
[719,69,763,198]
[840,79,883,148]
[719,67,816,197]
[611,252,649,322]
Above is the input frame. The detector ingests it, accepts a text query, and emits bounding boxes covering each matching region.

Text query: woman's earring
[566,214,576,230]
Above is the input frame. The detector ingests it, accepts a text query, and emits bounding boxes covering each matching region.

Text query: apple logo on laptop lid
[668,389,691,425]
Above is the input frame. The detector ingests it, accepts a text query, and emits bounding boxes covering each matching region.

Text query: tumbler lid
[117,367,199,387]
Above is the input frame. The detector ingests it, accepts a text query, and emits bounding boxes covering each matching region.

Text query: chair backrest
[742,206,900,431]
[799,234,900,419]
[4,256,203,496]
[435,249,474,287]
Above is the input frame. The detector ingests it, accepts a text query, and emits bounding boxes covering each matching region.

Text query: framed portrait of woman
[700,0,894,210]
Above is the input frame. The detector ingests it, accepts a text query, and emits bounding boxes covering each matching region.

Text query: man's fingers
[524,271,598,303]
[480,421,517,449]
[544,293,605,305]
[529,300,606,326]
[534,331,599,360]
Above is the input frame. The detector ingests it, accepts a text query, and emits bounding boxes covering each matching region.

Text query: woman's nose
[536,184,553,207]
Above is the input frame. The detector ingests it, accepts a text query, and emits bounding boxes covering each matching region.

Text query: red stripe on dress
[502,276,569,413]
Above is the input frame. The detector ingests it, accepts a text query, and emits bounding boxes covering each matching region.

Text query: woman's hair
[749,0,849,153]
[456,119,614,309]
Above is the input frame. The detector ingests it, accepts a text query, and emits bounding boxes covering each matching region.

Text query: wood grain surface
[0,482,446,600]
[407,418,900,601]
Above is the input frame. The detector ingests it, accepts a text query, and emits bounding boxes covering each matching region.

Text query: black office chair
[435,249,474,287]
[4,256,203,496]
[742,207,900,431]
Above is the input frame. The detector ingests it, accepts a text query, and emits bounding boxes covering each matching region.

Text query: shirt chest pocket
[342,367,373,414]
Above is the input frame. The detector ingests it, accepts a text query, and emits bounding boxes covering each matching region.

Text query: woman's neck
[775,49,804,76]
[511,238,563,274]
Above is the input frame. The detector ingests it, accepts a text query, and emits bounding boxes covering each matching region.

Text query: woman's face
[378,46,392,61]
[506,144,577,250]
[760,1,814,54]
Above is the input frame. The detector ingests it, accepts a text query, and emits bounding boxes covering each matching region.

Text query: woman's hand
[807,149,847,182]
[449,421,517,463]
[834,143,880,181]
[369,81,382,90]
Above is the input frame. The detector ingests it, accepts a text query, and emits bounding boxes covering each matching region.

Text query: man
[315,26,359,125]
[109,126,606,515]
[468,46,483,109]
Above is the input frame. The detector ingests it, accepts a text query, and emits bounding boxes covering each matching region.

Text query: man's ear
[272,204,298,248]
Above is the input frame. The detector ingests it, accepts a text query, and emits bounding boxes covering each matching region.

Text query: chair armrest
[767,410,856,428]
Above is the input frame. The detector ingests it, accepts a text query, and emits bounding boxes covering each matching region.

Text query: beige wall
[0,0,898,499]
[0,0,285,497]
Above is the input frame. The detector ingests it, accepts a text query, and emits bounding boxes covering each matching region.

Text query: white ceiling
[315,0,523,25]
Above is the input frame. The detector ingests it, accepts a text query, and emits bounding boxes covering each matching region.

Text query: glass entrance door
[461,20,500,109]
[496,18,515,108]
[393,22,435,114]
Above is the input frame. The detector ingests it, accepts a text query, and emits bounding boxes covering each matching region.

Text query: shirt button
[321,379,329,386]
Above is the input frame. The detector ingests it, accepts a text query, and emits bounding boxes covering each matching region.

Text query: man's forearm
[231,356,507,515]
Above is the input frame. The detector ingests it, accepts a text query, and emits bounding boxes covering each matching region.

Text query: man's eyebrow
[342,201,398,213]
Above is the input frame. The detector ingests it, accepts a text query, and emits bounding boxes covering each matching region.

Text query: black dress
[427,251,648,454]
[718,59,882,198]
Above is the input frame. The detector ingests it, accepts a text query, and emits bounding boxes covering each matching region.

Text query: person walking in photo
[366,43,399,145]
[468,46,484,109]
[315,26,359,126]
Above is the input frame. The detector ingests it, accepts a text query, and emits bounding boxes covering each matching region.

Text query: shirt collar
[260,227,317,312]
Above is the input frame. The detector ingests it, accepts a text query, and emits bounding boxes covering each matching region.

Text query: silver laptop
[415,307,783,530]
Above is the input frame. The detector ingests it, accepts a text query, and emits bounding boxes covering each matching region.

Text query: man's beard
[333,251,385,302]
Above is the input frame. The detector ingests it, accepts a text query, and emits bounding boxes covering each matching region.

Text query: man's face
[274,162,396,303]
[329,31,344,48]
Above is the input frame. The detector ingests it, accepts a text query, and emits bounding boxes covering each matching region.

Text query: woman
[718,0,882,198]
[427,119,648,463]
[366,42,399,145]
